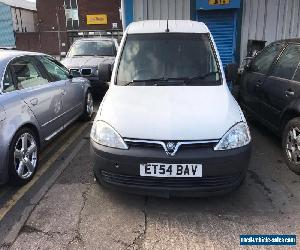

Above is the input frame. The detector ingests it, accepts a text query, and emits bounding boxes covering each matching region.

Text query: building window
[64,0,79,30]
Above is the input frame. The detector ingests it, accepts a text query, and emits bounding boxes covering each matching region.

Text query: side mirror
[243,57,253,72]
[225,63,238,81]
[244,64,251,72]
[99,64,112,82]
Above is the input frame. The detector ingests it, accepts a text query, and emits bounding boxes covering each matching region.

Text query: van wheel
[81,90,94,121]
[282,118,300,174]
[8,128,39,185]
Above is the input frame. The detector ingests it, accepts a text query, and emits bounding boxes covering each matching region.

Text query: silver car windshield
[68,40,116,57]
[116,33,221,86]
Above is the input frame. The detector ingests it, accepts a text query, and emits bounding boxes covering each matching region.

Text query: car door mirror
[225,63,238,81]
[99,64,112,82]
[244,57,254,71]
[244,64,251,72]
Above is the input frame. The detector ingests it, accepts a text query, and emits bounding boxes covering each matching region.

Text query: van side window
[251,44,282,74]
[271,44,300,80]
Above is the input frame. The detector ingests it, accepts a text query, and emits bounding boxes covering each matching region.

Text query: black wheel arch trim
[280,103,300,133]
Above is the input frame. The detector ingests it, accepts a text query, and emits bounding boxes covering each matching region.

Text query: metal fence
[15,29,123,57]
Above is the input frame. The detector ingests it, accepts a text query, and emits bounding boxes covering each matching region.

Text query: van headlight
[91,121,128,149]
[214,122,251,150]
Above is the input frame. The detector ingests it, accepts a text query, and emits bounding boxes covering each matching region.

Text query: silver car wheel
[14,133,38,179]
[286,127,300,165]
[86,92,94,117]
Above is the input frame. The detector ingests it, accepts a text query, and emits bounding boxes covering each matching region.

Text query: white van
[91,20,251,197]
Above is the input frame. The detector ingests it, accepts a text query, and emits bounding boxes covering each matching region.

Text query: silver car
[61,37,118,94]
[0,50,93,185]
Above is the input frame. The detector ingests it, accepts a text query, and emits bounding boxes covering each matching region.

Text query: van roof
[127,20,210,34]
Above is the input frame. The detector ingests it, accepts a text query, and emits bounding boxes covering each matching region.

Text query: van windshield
[116,33,221,86]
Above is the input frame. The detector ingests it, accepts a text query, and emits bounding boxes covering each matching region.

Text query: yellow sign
[86,14,108,25]
[209,0,230,5]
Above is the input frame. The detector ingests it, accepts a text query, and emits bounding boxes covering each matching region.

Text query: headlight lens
[91,121,128,149]
[214,122,251,150]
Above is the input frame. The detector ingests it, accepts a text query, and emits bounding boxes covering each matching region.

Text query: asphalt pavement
[0,113,299,249]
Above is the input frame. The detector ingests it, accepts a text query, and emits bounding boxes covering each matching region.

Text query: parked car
[61,37,118,95]
[0,50,94,185]
[90,20,252,198]
[239,39,300,174]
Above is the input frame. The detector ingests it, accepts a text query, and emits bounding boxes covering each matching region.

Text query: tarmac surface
[0,113,299,250]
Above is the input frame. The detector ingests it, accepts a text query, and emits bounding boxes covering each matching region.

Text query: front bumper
[91,140,251,198]
[85,77,108,90]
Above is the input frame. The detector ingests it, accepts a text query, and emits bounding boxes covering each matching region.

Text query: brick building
[20,0,121,56]
[0,0,37,48]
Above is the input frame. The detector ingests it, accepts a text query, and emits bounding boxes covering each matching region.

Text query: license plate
[140,163,202,177]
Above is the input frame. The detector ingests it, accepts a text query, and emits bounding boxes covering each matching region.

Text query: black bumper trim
[101,170,242,188]
[91,140,251,197]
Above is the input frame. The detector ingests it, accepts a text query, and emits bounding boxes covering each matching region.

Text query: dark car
[61,37,118,95]
[239,39,300,174]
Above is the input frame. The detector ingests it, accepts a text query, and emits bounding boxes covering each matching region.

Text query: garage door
[198,10,237,66]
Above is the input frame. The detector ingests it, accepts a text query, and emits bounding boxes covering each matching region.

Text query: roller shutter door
[198,10,237,66]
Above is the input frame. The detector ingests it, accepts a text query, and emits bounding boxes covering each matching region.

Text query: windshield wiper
[123,78,166,86]
[186,71,220,84]
[124,77,189,86]
[123,73,220,86]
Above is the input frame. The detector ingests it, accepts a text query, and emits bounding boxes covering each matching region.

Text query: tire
[81,90,94,121]
[282,117,300,174]
[8,127,39,185]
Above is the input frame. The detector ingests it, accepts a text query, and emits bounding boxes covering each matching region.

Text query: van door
[260,44,300,129]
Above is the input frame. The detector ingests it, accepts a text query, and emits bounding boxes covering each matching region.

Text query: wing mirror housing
[99,64,112,82]
[243,57,254,72]
[225,63,238,82]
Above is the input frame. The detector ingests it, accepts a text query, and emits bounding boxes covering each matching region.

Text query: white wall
[133,0,190,21]
[11,7,36,33]
[240,0,300,62]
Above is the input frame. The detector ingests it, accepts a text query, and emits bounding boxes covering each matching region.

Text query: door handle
[285,89,295,97]
[61,89,66,95]
[256,80,263,87]
[30,98,38,106]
